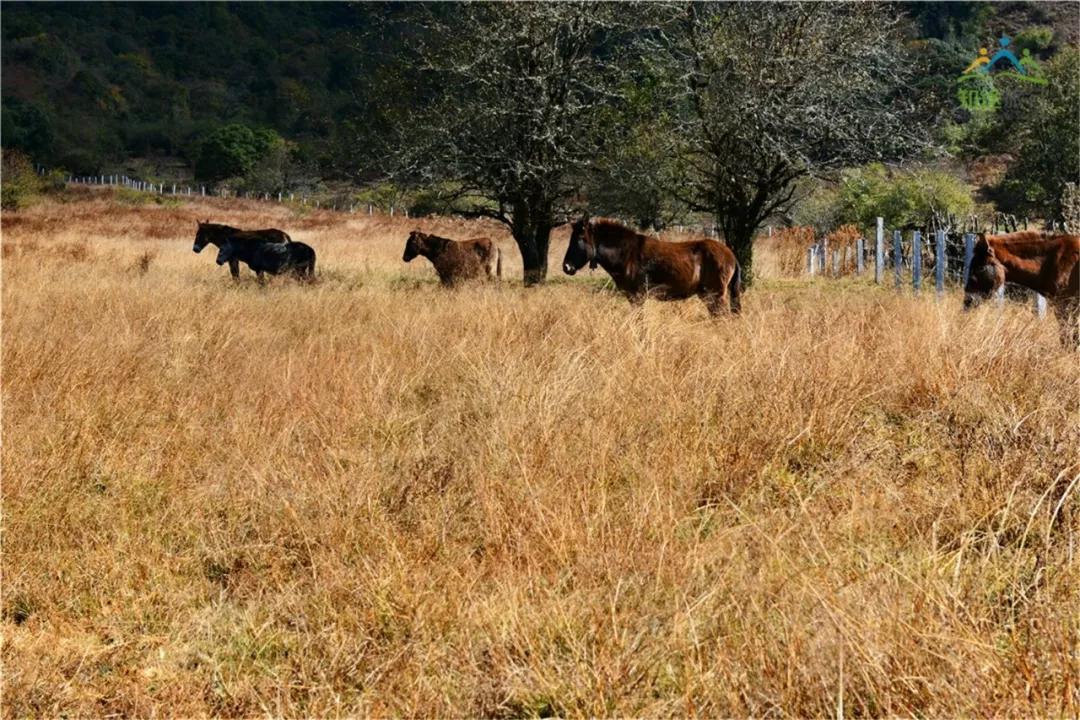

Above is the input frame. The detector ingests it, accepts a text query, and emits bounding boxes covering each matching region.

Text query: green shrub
[997,47,1080,220]
[1,149,44,210]
[195,124,284,183]
[1014,26,1054,55]
[796,164,975,234]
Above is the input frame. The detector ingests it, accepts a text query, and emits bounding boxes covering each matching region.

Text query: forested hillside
[1,3,393,179]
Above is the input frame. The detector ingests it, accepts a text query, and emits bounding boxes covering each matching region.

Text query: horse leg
[256,270,266,285]
[229,259,240,280]
[702,292,726,317]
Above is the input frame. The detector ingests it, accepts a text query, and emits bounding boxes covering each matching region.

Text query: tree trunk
[723,222,756,287]
[512,200,553,286]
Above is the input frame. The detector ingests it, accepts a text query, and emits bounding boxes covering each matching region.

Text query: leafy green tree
[195,124,283,183]
[2,150,39,210]
[1,100,55,162]
[650,3,929,282]
[586,74,687,231]
[386,3,625,284]
[998,47,1080,220]
[795,164,975,234]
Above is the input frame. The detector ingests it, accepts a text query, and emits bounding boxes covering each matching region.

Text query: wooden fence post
[856,237,864,274]
[807,246,815,275]
[893,229,902,290]
[935,229,946,296]
[912,230,922,293]
[832,248,840,275]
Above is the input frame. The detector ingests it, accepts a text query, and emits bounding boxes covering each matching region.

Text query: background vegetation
[3,2,1078,284]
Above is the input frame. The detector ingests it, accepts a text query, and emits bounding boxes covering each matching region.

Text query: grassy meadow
[2,189,1078,717]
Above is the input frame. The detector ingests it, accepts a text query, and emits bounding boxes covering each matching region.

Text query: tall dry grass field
[3,190,1078,717]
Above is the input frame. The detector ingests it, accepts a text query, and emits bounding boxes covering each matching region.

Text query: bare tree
[657,3,927,281]
[390,3,622,285]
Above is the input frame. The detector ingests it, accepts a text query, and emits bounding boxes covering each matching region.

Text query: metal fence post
[935,229,946,296]
[912,230,922,293]
[1034,293,1047,318]
[893,229,902,290]
[962,233,975,286]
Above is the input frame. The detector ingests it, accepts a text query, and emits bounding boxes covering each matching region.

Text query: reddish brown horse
[964,230,1079,347]
[562,217,741,314]
[402,230,502,286]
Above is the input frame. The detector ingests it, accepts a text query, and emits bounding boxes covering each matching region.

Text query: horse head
[963,234,1004,309]
[402,230,428,262]
[563,214,597,275]
[215,240,234,266]
[193,220,214,253]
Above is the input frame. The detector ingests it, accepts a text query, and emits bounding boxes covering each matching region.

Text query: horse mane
[589,217,646,245]
[197,222,239,236]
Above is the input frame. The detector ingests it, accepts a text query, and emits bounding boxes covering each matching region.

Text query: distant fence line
[791,217,1047,318]
[64,172,410,217]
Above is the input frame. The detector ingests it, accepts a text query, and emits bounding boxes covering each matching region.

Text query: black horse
[193,221,291,278]
[215,237,316,280]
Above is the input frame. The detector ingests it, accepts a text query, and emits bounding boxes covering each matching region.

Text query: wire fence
[63,171,408,217]
[801,217,1048,317]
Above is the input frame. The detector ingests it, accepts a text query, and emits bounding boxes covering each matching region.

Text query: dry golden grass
[3,190,1078,717]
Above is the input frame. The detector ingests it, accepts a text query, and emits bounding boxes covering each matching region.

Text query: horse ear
[975,234,994,257]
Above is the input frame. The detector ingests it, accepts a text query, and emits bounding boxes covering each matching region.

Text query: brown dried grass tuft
[2,193,1078,717]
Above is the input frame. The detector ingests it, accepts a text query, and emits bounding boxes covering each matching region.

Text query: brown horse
[562,217,741,315]
[402,230,502,286]
[964,230,1079,347]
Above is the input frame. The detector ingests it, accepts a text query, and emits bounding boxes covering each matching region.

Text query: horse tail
[728,259,742,314]
[283,232,293,244]
[495,246,503,280]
